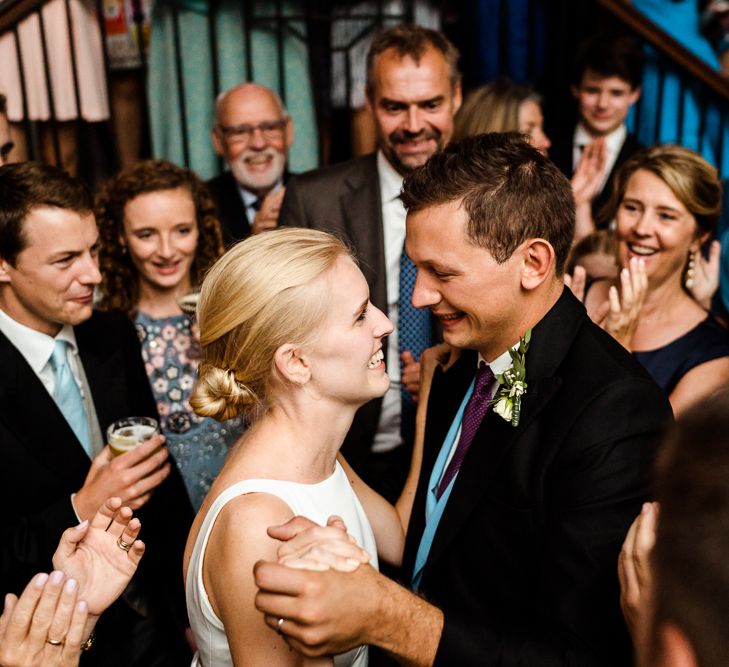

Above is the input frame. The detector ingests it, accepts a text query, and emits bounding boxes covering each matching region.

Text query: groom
[254,134,672,665]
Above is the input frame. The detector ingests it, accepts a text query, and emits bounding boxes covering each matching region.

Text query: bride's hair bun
[191,364,258,422]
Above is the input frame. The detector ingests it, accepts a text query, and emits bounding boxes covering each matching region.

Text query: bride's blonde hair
[190,228,351,422]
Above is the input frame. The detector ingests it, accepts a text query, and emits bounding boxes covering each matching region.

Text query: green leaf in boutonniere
[490,328,531,427]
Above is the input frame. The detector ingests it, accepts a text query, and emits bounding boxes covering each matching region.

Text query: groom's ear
[273,343,311,386]
[520,238,556,291]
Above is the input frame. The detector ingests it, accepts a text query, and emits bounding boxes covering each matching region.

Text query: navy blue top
[633,317,729,395]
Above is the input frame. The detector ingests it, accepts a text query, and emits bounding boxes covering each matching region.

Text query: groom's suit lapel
[418,289,586,581]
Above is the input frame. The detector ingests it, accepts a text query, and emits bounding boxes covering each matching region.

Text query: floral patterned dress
[135,311,244,510]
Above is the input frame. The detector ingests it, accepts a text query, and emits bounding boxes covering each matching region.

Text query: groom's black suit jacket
[0,310,193,666]
[402,290,672,666]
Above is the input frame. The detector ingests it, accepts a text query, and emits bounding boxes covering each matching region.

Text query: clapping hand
[595,257,647,350]
[571,139,607,241]
[564,265,587,303]
[0,572,88,667]
[687,240,721,310]
[251,187,285,235]
[0,499,144,667]
[618,502,658,644]
[571,138,607,207]
[52,497,144,618]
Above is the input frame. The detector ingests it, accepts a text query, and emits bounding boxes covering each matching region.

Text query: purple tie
[436,362,495,499]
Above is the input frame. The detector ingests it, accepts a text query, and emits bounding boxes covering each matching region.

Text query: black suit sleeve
[434,377,670,666]
[0,449,78,590]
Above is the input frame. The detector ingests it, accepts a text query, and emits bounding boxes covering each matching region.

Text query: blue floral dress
[135,312,244,510]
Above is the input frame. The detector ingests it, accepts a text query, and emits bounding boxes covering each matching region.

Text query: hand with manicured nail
[0,571,88,667]
[687,240,721,310]
[52,497,145,619]
[596,257,648,350]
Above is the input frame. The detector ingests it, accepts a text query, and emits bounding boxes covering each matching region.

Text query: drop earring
[685,250,696,289]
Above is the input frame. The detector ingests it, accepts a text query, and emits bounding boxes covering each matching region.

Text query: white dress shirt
[572,122,627,194]
[0,308,84,398]
[372,150,407,454]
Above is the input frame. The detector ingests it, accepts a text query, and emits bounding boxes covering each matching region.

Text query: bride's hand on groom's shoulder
[267,515,370,573]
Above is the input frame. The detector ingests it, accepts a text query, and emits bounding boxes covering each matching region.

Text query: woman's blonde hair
[601,145,723,236]
[190,228,351,422]
[453,80,541,141]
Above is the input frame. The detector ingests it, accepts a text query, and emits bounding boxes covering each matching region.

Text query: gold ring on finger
[117,536,133,552]
[46,637,65,646]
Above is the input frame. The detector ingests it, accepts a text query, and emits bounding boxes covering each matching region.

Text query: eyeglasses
[216,119,287,145]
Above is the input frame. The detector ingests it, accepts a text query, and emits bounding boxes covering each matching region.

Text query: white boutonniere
[490,329,531,427]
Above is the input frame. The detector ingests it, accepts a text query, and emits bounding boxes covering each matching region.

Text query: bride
[183,228,424,666]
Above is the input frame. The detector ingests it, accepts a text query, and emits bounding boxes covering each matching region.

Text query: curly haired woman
[97,159,244,509]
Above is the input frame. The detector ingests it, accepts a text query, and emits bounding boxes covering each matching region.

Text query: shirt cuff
[70,493,83,523]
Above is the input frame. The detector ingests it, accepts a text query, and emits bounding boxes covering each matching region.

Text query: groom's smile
[406,200,524,361]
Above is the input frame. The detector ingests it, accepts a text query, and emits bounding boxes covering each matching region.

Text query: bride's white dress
[186,461,378,666]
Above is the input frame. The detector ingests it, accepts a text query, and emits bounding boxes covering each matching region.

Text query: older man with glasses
[208,82,294,246]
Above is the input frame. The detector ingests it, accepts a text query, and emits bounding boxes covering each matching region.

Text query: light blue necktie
[50,339,91,456]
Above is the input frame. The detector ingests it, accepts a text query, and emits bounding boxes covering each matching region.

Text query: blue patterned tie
[50,340,91,455]
[399,246,434,443]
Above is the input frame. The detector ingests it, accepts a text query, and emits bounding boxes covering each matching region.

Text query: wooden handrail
[596,0,729,101]
[0,0,46,34]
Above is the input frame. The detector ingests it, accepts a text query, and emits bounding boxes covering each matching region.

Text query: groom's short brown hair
[401,132,575,274]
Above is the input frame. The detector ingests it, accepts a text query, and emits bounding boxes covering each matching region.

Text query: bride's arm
[395,343,451,529]
[340,343,452,567]
[337,456,404,567]
[203,493,332,667]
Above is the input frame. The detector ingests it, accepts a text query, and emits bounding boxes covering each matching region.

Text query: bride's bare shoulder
[207,491,295,568]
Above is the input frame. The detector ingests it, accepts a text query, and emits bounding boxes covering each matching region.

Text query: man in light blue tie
[0,161,193,666]
[49,338,91,454]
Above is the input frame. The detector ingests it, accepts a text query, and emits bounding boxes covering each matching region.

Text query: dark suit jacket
[207,171,250,247]
[279,154,387,472]
[0,310,193,666]
[549,125,643,223]
[402,290,672,666]
[208,170,290,247]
